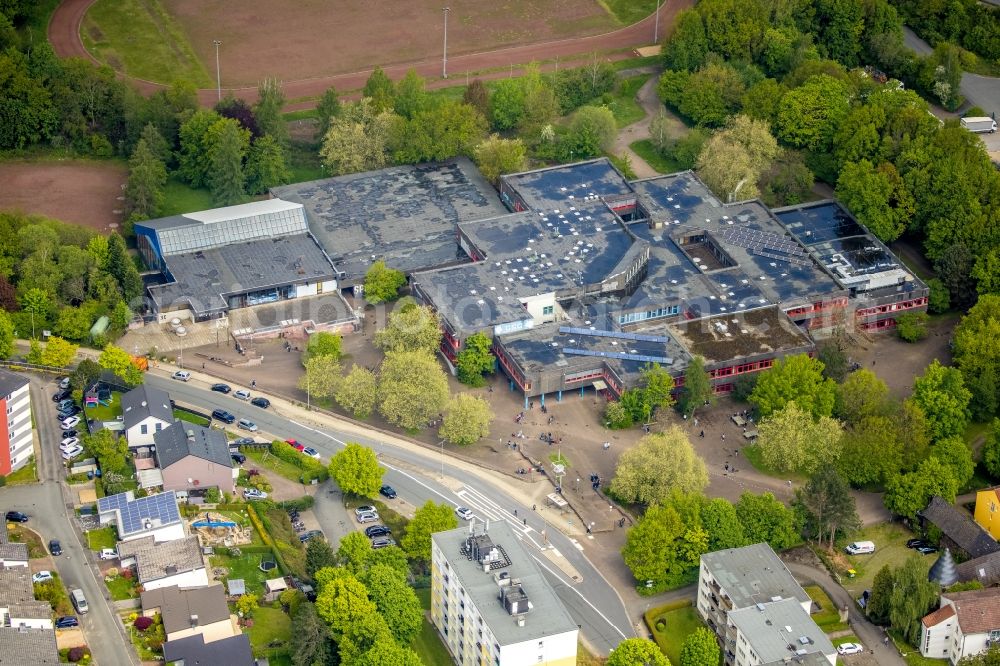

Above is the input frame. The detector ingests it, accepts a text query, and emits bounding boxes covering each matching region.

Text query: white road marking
[528,552,631,641]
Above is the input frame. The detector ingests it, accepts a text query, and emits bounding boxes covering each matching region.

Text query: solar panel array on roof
[557,326,670,344]
[562,348,673,365]
[97,491,181,536]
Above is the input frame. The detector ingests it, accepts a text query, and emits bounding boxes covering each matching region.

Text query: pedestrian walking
[514,509,518,517]
[721,433,726,441]
[532,504,536,511]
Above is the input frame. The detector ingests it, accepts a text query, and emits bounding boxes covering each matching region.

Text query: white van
[70,588,88,614]
[845,541,876,555]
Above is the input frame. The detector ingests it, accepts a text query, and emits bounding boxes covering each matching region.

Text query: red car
[286,439,305,452]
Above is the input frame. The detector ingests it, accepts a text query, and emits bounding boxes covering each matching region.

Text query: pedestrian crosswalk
[455,485,535,541]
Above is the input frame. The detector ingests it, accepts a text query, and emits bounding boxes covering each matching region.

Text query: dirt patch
[0,160,126,233]
[162,0,617,85]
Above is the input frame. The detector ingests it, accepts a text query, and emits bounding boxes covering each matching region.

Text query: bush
[133,616,154,631]
[278,496,315,511]
[68,647,86,662]
[896,312,929,342]
[268,441,329,482]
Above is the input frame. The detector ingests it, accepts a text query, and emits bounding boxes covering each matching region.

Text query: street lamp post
[653,0,662,44]
[442,7,450,79]
[213,40,222,101]
[439,440,445,479]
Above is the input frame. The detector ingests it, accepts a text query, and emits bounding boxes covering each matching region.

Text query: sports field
[85,0,622,86]
[0,161,127,233]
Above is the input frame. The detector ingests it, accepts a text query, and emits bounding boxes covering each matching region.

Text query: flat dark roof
[148,233,337,315]
[273,158,506,282]
[667,306,814,365]
[501,159,632,212]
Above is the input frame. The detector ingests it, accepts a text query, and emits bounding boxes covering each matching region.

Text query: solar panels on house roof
[97,490,181,536]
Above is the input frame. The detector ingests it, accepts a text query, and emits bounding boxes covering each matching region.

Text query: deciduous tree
[335,366,377,419]
[776,75,850,151]
[314,570,378,638]
[700,498,746,551]
[884,456,958,519]
[39,336,77,368]
[562,105,617,158]
[401,501,457,562]
[377,350,448,431]
[98,343,143,386]
[363,260,406,304]
[393,70,428,120]
[836,160,914,243]
[362,67,395,113]
[0,310,13,359]
[889,557,940,644]
[911,360,972,441]
[360,564,422,645]
[756,402,843,475]
[794,467,859,549]
[328,443,383,497]
[304,331,343,361]
[750,353,837,419]
[374,303,441,355]
[610,427,708,505]
[983,420,1000,479]
[953,295,1000,420]
[835,369,890,425]
[439,394,493,446]
[473,135,526,186]
[297,354,341,401]
[456,332,494,386]
[607,638,670,666]
[931,436,975,491]
[680,627,720,666]
[320,99,392,176]
[663,8,708,71]
[735,491,799,551]
[315,86,341,137]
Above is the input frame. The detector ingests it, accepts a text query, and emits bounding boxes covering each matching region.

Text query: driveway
[0,377,138,666]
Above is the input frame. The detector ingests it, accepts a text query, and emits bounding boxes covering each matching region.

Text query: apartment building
[431,522,577,666]
[0,369,33,476]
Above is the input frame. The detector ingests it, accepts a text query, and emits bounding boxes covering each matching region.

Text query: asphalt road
[151,374,635,654]
[0,377,137,666]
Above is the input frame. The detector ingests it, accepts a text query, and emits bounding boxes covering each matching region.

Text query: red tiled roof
[947,589,1000,633]
[922,604,956,628]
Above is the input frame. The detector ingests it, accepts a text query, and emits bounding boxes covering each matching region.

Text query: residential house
[697,543,834,666]
[921,496,1000,560]
[431,522,578,666]
[163,632,253,666]
[921,588,1000,663]
[956,551,1000,587]
[121,384,173,448]
[0,626,59,663]
[118,536,208,591]
[0,568,54,629]
[974,488,1000,541]
[140,584,237,643]
[0,368,33,475]
[0,526,28,568]
[154,423,236,494]
[97,490,185,543]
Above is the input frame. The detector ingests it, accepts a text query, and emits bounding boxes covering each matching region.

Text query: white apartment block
[0,369,33,476]
[921,588,1000,663]
[431,522,577,666]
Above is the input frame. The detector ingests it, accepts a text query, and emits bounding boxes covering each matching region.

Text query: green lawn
[174,408,210,427]
[105,574,139,601]
[370,500,410,539]
[8,524,45,558]
[210,552,273,596]
[5,457,37,485]
[87,526,118,551]
[804,585,848,632]
[84,391,122,422]
[841,523,929,598]
[246,606,292,656]
[630,139,685,174]
[288,140,326,184]
[245,449,304,484]
[608,74,651,128]
[646,603,701,665]
[160,177,216,217]
[81,0,212,86]
[412,588,453,664]
[600,0,658,25]
[549,452,570,468]
[889,629,949,666]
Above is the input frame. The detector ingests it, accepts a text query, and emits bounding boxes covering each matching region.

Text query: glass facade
[159,207,308,256]
[618,305,679,325]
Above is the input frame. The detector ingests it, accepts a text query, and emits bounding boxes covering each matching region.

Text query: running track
[49,0,689,107]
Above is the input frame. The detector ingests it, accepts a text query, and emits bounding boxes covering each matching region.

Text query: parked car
[57,405,81,418]
[365,525,392,538]
[234,389,251,401]
[299,530,324,543]
[211,409,236,424]
[5,511,28,523]
[57,398,74,410]
[32,571,53,584]
[52,389,71,402]
[244,488,268,500]
[250,397,270,409]
[379,485,397,499]
[356,511,379,524]
[237,419,258,432]
[355,505,377,516]
[99,548,117,561]
[49,539,62,556]
[70,589,88,614]
[906,538,929,549]
[455,506,474,521]
[845,540,876,555]
[231,453,247,465]
[837,643,864,656]
[917,545,939,555]
[172,370,191,381]
[302,447,320,460]
[58,377,71,390]
[371,536,396,549]
[60,415,80,430]
[60,436,79,449]
[210,383,232,394]
[61,445,84,460]
[61,430,78,440]
[285,439,304,451]
[55,616,78,629]
[232,437,256,447]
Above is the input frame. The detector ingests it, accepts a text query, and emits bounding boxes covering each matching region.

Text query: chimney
[186,429,196,443]
[190,614,199,627]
